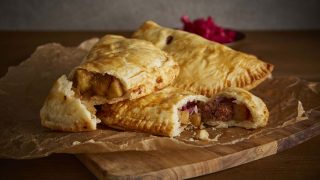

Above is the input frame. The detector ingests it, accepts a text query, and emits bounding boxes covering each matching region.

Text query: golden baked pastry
[133,21,274,97]
[70,35,179,105]
[201,87,269,129]
[40,75,100,132]
[97,87,268,136]
[40,35,179,132]
[98,87,209,137]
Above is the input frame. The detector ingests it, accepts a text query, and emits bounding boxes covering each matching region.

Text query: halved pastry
[40,35,179,132]
[98,87,209,137]
[133,21,274,97]
[70,35,179,105]
[200,87,269,129]
[98,87,268,137]
[40,75,100,132]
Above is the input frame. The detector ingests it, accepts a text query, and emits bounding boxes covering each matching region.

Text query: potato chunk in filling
[190,113,201,127]
[73,69,124,99]
[179,110,190,125]
[107,78,124,98]
[178,101,202,128]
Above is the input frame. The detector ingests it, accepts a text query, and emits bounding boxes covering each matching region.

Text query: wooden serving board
[77,119,320,179]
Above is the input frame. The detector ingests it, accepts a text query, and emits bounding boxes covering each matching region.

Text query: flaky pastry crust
[98,87,208,137]
[133,21,274,97]
[71,35,179,104]
[40,75,100,132]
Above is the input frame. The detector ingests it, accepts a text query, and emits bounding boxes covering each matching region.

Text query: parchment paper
[0,40,319,159]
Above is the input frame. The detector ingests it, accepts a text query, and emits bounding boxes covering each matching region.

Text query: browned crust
[97,87,208,137]
[241,63,274,91]
[104,118,175,137]
[133,21,274,97]
[173,62,274,97]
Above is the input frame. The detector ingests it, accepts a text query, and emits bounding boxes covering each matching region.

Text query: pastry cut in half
[98,87,209,137]
[40,75,100,132]
[201,87,269,129]
[40,35,179,132]
[70,35,179,105]
[133,21,274,97]
[98,87,268,137]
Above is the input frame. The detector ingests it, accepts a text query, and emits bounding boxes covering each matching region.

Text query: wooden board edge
[76,140,278,180]
[276,120,320,152]
[76,120,320,179]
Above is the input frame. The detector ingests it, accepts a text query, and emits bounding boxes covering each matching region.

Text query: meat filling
[177,98,251,129]
[200,97,251,123]
[73,69,124,99]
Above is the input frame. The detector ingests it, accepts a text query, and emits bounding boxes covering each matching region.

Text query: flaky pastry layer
[133,21,274,97]
[71,35,179,104]
[98,87,208,137]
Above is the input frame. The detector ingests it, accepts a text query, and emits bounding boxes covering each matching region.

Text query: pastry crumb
[196,129,209,140]
[72,141,81,145]
[86,139,95,143]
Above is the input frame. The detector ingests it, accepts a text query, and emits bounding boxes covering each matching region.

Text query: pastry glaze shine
[133,21,274,97]
[71,35,179,104]
[99,87,208,137]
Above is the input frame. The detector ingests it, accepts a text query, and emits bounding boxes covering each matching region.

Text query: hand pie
[40,75,100,132]
[97,87,268,137]
[40,35,179,132]
[98,87,209,137]
[133,21,274,97]
[70,35,179,105]
[200,87,269,129]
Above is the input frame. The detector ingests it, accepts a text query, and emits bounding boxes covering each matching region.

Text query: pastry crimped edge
[40,75,100,132]
[72,35,180,104]
[178,63,274,97]
[132,21,274,97]
[206,87,269,129]
[99,87,209,137]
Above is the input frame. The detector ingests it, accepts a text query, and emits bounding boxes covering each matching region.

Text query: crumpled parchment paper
[0,40,319,159]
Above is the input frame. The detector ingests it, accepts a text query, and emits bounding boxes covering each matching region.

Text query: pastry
[98,87,268,137]
[40,75,100,132]
[200,87,269,129]
[98,87,209,137]
[40,35,179,132]
[70,35,179,105]
[133,21,274,97]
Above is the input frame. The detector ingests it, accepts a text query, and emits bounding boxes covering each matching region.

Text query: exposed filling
[73,69,125,99]
[178,101,202,128]
[200,97,252,123]
[179,97,252,129]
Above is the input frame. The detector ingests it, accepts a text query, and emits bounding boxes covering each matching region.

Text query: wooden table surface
[0,31,320,179]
